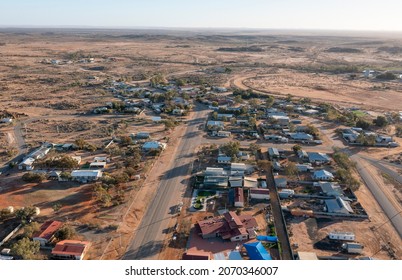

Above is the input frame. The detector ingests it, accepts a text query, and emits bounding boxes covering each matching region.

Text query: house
[296,163,313,172]
[89,162,107,169]
[278,189,295,199]
[217,156,231,164]
[312,170,334,181]
[342,242,363,254]
[205,167,226,176]
[71,156,82,164]
[33,220,63,247]
[135,132,150,139]
[243,177,258,188]
[325,197,354,214]
[304,109,320,115]
[0,118,13,123]
[48,171,61,181]
[172,109,185,115]
[212,131,231,137]
[213,250,243,260]
[273,161,282,171]
[229,177,243,188]
[288,132,314,142]
[204,176,228,188]
[196,211,258,242]
[71,170,102,183]
[363,69,376,78]
[234,188,244,207]
[237,151,250,160]
[236,119,249,126]
[329,231,355,241]
[151,116,162,122]
[217,113,233,120]
[376,135,393,144]
[28,145,51,160]
[297,251,318,260]
[142,141,167,151]
[268,147,280,159]
[268,113,290,126]
[297,150,308,159]
[243,242,272,260]
[308,152,331,165]
[317,182,343,197]
[51,240,91,260]
[250,189,270,200]
[274,177,287,188]
[182,252,211,260]
[93,156,109,163]
[231,163,251,176]
[18,157,35,170]
[207,121,224,130]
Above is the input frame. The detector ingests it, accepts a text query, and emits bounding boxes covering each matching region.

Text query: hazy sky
[0,0,401,31]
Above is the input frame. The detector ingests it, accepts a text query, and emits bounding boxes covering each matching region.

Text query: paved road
[351,155,402,237]
[123,104,209,259]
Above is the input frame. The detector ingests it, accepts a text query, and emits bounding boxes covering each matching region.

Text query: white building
[312,170,334,181]
[250,189,270,200]
[142,141,167,151]
[329,232,355,241]
[71,170,102,183]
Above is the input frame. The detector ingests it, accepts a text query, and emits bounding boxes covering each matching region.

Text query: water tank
[34,207,40,216]
[6,206,14,214]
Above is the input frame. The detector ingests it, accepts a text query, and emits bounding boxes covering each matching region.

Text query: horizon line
[1,25,402,33]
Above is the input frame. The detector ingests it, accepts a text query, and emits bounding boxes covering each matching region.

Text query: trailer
[328,231,355,241]
[342,242,363,254]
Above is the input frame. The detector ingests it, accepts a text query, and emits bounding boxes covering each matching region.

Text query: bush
[11,238,40,260]
[193,203,203,210]
[55,225,76,240]
[22,172,46,183]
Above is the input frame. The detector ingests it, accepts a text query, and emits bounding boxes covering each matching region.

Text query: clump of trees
[11,238,40,260]
[373,116,388,127]
[22,172,46,183]
[55,224,76,240]
[333,152,360,191]
[39,155,79,169]
[74,138,97,152]
[220,141,240,158]
[376,72,397,80]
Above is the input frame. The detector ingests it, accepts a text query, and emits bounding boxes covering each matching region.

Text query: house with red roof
[196,211,258,242]
[51,240,91,260]
[33,220,63,247]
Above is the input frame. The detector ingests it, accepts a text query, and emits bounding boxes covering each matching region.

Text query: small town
[0,2,401,266]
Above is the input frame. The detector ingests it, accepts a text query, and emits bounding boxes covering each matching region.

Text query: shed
[243,242,272,260]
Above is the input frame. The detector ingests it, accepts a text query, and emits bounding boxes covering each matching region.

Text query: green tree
[75,138,86,150]
[23,222,40,238]
[16,207,37,223]
[356,119,371,130]
[265,96,275,108]
[120,135,132,146]
[257,160,272,171]
[373,116,388,127]
[220,141,240,158]
[285,162,298,178]
[292,144,302,154]
[11,238,40,260]
[234,95,243,104]
[52,202,62,212]
[55,224,76,240]
[163,119,176,130]
[22,172,46,183]
[249,143,260,155]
